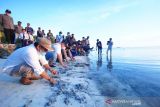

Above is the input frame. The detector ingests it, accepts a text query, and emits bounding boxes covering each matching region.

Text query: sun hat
[37,37,53,51]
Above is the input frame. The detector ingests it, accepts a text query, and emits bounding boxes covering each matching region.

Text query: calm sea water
[88,47,160,107]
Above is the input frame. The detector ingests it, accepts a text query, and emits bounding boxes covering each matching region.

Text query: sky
[0,0,160,48]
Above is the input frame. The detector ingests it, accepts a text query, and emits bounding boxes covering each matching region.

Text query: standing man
[106,38,113,57]
[47,30,55,44]
[86,36,90,46]
[42,30,46,37]
[0,9,15,44]
[0,14,4,43]
[37,27,43,38]
[56,31,63,43]
[14,21,23,43]
[2,38,57,85]
[96,39,102,55]
[25,23,34,35]
[19,29,29,47]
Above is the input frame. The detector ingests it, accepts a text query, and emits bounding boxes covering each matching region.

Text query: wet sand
[0,56,106,107]
[88,47,160,107]
[0,47,160,107]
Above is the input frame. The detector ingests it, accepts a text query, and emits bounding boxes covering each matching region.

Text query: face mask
[7,13,11,16]
[39,49,46,56]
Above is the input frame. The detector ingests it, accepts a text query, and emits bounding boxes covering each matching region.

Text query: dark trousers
[98,48,102,54]
[4,28,15,44]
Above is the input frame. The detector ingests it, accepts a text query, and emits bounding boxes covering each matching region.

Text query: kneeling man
[2,38,57,85]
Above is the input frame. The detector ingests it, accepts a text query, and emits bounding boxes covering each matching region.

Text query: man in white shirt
[2,38,57,85]
[107,38,113,57]
[19,29,29,46]
[51,31,67,67]
[14,21,23,43]
[56,31,63,43]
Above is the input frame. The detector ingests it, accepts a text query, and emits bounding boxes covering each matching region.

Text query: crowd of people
[1,9,113,85]
[1,9,93,85]
[0,9,35,47]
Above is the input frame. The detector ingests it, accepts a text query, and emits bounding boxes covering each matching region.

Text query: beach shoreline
[0,56,106,107]
[1,47,160,107]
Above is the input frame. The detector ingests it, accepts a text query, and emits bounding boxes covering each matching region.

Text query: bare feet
[20,77,32,85]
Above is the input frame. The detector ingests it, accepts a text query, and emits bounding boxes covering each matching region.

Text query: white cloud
[87,1,139,24]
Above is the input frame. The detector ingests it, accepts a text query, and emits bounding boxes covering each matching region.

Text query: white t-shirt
[19,32,29,40]
[52,43,61,54]
[107,41,113,49]
[56,34,63,43]
[2,44,48,75]
[29,34,34,41]
[86,39,89,45]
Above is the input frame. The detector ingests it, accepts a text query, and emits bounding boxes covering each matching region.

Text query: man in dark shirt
[96,39,102,54]
[37,27,43,38]
[0,9,15,43]
[25,23,34,35]
[0,14,4,43]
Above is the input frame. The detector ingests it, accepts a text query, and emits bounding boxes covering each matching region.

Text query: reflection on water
[97,53,102,71]
[107,55,113,72]
[96,52,113,72]
[88,47,160,107]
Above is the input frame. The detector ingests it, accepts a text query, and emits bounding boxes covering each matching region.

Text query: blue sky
[0,0,160,47]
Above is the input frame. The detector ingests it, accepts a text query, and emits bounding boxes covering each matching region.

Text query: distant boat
[116,47,121,48]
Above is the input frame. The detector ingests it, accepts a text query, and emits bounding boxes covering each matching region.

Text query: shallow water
[88,47,160,107]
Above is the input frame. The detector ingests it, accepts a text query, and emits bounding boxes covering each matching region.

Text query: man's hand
[62,64,68,68]
[40,71,57,84]
[49,78,56,84]
[50,69,57,75]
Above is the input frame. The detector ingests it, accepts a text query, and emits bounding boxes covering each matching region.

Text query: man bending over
[2,38,57,85]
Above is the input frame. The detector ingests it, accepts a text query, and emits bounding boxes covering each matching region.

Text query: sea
[88,47,160,107]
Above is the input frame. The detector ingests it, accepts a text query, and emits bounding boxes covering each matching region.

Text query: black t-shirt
[97,41,102,48]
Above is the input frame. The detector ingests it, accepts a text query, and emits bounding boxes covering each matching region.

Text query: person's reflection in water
[107,54,113,72]
[97,53,102,71]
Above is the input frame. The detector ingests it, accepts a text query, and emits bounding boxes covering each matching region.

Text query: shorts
[5,64,34,78]
[52,43,61,54]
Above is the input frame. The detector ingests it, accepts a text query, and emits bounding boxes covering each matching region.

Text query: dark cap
[18,21,22,23]
[59,31,62,34]
[5,9,11,14]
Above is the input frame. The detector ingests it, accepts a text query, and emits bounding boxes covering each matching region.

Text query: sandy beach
[0,56,106,107]
[1,47,160,107]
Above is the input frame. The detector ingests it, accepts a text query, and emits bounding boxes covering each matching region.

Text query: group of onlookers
[0,9,34,47]
[0,9,15,44]
[1,9,114,86]
[0,9,92,67]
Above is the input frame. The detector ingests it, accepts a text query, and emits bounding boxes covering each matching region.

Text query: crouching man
[2,38,57,85]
